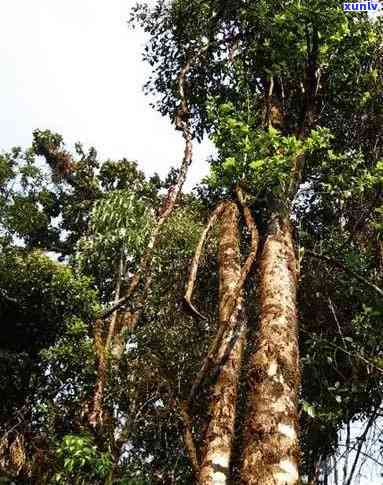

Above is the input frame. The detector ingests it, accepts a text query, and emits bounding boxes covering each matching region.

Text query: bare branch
[345,408,380,485]
[179,400,200,479]
[184,202,227,320]
[89,256,125,428]
[343,421,351,484]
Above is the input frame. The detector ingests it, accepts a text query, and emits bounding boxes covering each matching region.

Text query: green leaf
[302,401,316,418]
[249,160,264,170]
[223,157,236,170]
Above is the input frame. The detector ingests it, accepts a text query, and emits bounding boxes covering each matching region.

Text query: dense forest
[0,1,382,484]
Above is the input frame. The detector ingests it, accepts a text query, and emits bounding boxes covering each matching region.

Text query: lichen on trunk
[241,217,300,485]
[199,201,246,485]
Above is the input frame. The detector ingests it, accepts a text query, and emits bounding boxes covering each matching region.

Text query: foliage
[53,434,113,484]
[206,100,333,198]
[74,189,153,301]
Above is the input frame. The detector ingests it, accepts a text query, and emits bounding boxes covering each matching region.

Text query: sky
[0,0,212,189]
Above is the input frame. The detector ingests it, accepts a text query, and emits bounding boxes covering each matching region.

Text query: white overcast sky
[0,0,211,189]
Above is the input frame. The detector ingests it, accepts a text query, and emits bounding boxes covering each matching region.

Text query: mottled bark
[180,401,200,479]
[199,201,245,485]
[89,318,107,428]
[188,193,258,404]
[241,218,300,485]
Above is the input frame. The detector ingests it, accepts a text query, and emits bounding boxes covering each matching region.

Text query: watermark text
[343,1,382,11]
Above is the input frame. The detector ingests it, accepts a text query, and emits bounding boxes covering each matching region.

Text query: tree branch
[306,250,383,298]
[179,400,200,479]
[345,407,379,485]
[188,191,259,403]
[100,55,198,322]
[184,201,227,320]
[89,255,125,428]
[300,327,383,375]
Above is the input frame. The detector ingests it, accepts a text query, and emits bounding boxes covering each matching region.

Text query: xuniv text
[343,2,382,10]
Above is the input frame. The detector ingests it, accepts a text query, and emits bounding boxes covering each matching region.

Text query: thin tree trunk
[89,124,192,423]
[179,401,200,479]
[345,408,378,485]
[241,217,300,485]
[101,55,196,322]
[187,190,258,404]
[199,201,246,485]
[343,421,351,484]
[333,455,339,485]
[88,57,198,428]
[89,256,124,428]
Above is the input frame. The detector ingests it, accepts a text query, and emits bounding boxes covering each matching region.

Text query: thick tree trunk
[199,201,246,485]
[241,217,300,485]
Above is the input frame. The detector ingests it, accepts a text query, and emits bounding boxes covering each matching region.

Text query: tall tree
[133,1,382,483]
[241,219,300,484]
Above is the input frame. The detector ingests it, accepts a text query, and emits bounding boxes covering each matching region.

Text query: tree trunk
[89,257,124,428]
[199,201,246,485]
[241,217,300,485]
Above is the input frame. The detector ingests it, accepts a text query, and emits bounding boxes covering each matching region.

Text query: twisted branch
[184,202,227,320]
[188,190,259,403]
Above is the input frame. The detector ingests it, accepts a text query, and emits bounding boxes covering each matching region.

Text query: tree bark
[199,201,246,485]
[89,256,124,428]
[241,217,300,485]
